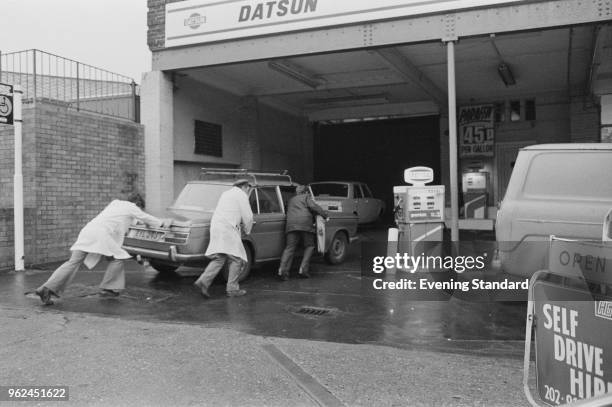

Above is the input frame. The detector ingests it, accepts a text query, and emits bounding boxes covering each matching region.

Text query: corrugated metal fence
[0,49,140,122]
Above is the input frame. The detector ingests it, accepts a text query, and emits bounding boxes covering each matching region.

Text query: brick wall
[170,75,314,196]
[0,100,144,269]
[148,0,184,51]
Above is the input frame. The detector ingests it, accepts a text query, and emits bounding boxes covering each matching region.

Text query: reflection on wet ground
[2,229,527,358]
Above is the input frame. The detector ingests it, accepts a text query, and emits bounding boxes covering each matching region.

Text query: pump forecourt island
[371,166,529,293]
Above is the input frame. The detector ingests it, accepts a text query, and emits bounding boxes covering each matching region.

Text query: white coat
[205,186,254,261]
[71,200,162,265]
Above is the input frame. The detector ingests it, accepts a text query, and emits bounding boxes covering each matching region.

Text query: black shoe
[227,289,247,297]
[298,270,310,279]
[193,281,210,298]
[99,289,120,297]
[35,286,54,305]
[278,272,289,281]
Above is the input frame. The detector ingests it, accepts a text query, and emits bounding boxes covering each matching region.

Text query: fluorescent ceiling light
[497,62,516,86]
[490,34,517,87]
[268,60,322,89]
[305,93,389,108]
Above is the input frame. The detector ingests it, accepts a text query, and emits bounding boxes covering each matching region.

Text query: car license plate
[130,229,165,241]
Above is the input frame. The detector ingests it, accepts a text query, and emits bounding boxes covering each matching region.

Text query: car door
[249,186,286,260]
[353,183,368,223]
[359,183,379,223]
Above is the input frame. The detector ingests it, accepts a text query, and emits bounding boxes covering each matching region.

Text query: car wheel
[221,243,253,282]
[325,232,348,265]
[149,260,179,275]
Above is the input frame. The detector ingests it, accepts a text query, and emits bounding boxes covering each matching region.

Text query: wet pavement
[2,228,528,359]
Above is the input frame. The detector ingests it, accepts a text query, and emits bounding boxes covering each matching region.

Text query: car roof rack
[199,168,293,186]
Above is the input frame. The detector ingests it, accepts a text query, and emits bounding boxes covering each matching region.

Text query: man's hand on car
[161,218,173,228]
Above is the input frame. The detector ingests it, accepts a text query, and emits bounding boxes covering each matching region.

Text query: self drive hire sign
[0,83,14,125]
[530,239,612,406]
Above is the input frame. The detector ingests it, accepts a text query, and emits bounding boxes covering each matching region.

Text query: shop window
[525,99,536,121]
[510,100,521,122]
[194,120,222,157]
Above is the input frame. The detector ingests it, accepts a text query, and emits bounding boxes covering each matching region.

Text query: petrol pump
[462,170,489,219]
[389,167,445,272]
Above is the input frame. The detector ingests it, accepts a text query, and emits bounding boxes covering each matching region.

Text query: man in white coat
[35,193,169,305]
[194,179,254,298]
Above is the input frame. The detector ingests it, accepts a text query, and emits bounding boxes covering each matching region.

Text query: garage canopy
[153,0,611,121]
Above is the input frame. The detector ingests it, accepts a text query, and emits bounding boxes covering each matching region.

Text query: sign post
[523,238,612,406]
[1,83,24,271]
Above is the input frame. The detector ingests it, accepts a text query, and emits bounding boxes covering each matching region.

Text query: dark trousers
[278,231,315,275]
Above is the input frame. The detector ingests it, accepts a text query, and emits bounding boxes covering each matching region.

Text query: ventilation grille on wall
[194,120,222,157]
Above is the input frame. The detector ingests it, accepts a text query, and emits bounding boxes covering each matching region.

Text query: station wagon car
[494,143,612,278]
[309,181,385,224]
[123,169,359,280]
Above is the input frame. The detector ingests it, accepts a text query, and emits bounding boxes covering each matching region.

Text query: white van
[494,143,612,278]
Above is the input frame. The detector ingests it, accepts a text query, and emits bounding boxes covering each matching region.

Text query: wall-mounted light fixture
[268,60,322,89]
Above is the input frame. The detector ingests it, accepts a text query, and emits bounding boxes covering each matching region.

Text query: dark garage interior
[313,116,441,224]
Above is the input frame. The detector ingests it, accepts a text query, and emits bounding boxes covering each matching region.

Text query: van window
[523,152,612,200]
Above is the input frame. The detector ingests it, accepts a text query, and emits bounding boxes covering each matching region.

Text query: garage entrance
[314,116,440,223]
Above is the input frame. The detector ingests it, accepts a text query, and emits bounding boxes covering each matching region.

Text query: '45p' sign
[458,104,494,157]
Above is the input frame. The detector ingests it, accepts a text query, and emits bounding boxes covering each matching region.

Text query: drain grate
[296,306,333,316]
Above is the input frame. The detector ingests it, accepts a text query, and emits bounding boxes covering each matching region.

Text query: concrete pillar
[601,95,612,143]
[238,96,262,170]
[439,115,450,204]
[141,71,174,216]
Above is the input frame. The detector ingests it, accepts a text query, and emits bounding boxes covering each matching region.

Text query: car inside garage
[314,116,440,224]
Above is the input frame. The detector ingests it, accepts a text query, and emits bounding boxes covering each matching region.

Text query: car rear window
[310,183,349,198]
[523,152,612,200]
[172,183,230,211]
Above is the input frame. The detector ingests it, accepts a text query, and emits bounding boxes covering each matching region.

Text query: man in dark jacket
[278,185,329,280]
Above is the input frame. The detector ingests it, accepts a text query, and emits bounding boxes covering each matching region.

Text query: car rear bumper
[123,245,207,263]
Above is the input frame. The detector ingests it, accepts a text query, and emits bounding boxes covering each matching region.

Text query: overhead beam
[306,101,439,122]
[153,0,611,71]
[375,48,447,107]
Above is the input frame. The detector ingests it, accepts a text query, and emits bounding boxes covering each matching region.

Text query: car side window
[249,189,259,214]
[279,185,297,212]
[362,184,373,198]
[353,184,363,199]
[258,186,282,214]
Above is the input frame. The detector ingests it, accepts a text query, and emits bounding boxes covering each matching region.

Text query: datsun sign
[165,0,527,47]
